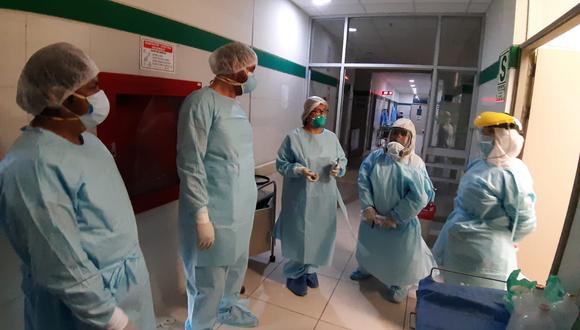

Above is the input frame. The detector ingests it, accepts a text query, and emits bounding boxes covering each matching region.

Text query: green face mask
[311,115,327,128]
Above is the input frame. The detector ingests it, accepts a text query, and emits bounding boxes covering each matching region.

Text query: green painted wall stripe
[479,61,499,85]
[479,45,521,85]
[0,0,345,85]
[253,49,306,78]
[311,70,339,87]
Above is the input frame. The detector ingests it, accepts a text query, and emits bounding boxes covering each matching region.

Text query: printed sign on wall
[140,37,175,73]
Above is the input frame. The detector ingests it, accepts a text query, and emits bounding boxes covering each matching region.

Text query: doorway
[337,69,432,169]
[512,15,580,283]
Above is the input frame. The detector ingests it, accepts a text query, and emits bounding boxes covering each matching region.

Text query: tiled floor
[157,188,417,330]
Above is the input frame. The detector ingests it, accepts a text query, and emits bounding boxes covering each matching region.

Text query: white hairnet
[16,42,99,116]
[208,42,258,75]
[301,96,328,121]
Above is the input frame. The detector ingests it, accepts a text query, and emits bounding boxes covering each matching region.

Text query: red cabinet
[97,72,202,213]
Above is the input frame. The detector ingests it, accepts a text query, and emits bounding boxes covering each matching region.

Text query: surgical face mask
[241,73,257,94]
[386,141,405,161]
[311,115,327,128]
[479,138,495,157]
[79,90,110,128]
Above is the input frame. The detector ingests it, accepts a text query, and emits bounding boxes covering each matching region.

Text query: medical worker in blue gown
[432,112,536,289]
[350,118,436,303]
[275,96,347,297]
[0,43,155,330]
[177,42,259,330]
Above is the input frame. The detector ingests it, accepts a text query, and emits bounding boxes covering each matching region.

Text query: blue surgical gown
[177,87,257,268]
[432,159,536,287]
[275,128,347,266]
[355,149,436,287]
[0,126,155,330]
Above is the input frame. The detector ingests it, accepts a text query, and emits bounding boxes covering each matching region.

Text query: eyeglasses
[310,107,328,117]
[390,127,410,137]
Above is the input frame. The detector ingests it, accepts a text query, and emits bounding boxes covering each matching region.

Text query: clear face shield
[382,126,413,160]
[477,125,523,161]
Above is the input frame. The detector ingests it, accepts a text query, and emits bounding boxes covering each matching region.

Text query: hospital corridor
[1,0,580,330]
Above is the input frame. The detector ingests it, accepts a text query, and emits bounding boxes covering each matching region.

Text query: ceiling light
[410,84,416,88]
[409,80,415,83]
[348,28,357,32]
[312,0,331,6]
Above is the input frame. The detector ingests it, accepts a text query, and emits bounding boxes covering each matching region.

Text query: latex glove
[362,207,377,224]
[299,166,319,182]
[330,163,340,177]
[106,308,129,330]
[196,208,215,250]
[122,322,138,330]
[375,215,397,229]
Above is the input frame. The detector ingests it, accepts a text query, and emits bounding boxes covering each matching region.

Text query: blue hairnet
[208,42,257,75]
[16,42,99,115]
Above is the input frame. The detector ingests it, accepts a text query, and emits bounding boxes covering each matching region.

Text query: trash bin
[418,201,436,243]
[249,175,276,262]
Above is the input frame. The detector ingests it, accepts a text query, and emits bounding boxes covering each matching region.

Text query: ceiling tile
[315,3,367,15]
[414,2,468,13]
[297,5,323,15]
[359,0,413,3]
[362,3,415,13]
[467,2,490,13]
[414,0,471,3]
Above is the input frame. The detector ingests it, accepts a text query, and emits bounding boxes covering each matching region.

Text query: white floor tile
[317,246,353,280]
[403,296,417,330]
[315,320,350,330]
[243,259,281,297]
[250,242,285,265]
[220,298,318,330]
[320,278,406,330]
[341,253,358,281]
[251,264,339,319]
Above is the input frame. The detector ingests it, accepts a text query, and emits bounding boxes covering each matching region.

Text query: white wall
[398,93,414,104]
[252,0,310,164]
[0,0,311,324]
[527,0,578,38]
[469,0,518,160]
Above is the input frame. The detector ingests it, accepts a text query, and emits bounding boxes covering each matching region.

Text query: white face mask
[386,141,405,161]
[79,90,110,128]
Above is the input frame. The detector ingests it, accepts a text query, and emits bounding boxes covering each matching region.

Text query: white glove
[362,207,377,224]
[330,164,340,177]
[375,215,397,229]
[122,322,138,330]
[196,208,215,250]
[298,166,319,182]
[106,307,129,330]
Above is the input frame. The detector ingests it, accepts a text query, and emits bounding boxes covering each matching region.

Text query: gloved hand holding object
[196,208,215,250]
[375,214,397,229]
[330,163,340,177]
[298,166,319,182]
[362,207,377,224]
